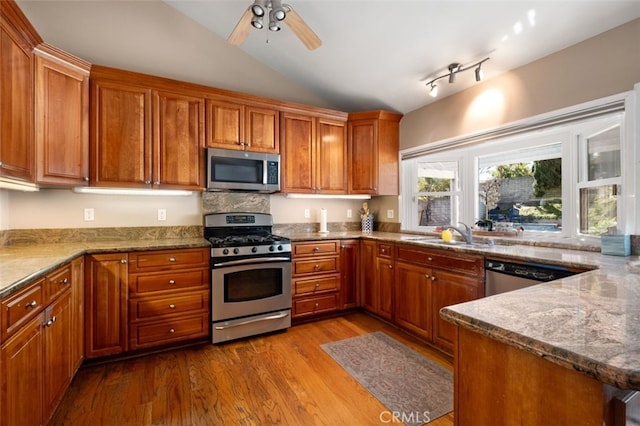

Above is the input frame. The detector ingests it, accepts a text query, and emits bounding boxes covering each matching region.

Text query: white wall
[0,190,9,230]
[270,195,371,225]
[7,189,202,229]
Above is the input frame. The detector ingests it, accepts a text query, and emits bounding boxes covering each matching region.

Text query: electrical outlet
[387,209,394,219]
[347,209,352,218]
[158,208,167,221]
[84,208,94,221]
[304,209,310,219]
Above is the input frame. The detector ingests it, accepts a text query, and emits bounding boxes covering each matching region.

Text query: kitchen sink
[410,237,494,248]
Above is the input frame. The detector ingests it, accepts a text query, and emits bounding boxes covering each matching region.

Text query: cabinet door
[43,290,73,422]
[431,269,482,353]
[281,112,315,193]
[90,79,152,187]
[394,261,431,340]
[84,253,129,358]
[348,119,377,194]
[153,90,204,189]
[34,52,89,186]
[0,23,34,181]
[359,240,378,313]
[317,118,347,194]
[340,239,359,309]
[377,256,394,320]
[205,98,244,149]
[1,313,43,426]
[245,105,278,153]
[70,256,84,373]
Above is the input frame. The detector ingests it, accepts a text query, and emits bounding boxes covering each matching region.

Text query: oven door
[211,258,291,322]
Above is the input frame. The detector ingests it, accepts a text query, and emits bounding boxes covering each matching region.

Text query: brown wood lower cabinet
[360,240,393,321]
[128,247,210,350]
[0,261,81,425]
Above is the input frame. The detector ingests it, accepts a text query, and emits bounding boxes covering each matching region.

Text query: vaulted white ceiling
[165,0,640,114]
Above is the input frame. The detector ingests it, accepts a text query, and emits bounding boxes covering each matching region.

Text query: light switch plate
[387,209,394,219]
[84,208,94,221]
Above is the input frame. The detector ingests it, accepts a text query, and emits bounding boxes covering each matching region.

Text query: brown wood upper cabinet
[280,111,347,194]
[90,66,205,190]
[34,43,90,186]
[205,97,279,154]
[347,110,402,196]
[0,1,41,183]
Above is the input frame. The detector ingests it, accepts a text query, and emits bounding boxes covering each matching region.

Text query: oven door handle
[214,311,290,330]
[213,257,290,267]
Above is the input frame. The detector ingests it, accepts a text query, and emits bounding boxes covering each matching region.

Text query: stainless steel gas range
[204,213,292,344]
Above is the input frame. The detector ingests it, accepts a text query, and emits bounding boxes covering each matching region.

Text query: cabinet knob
[121,259,128,264]
[315,303,319,308]
[169,328,175,333]
[314,264,320,269]
[425,274,430,279]
[313,247,320,252]
[315,283,320,288]
[169,257,176,262]
[83,176,89,182]
[145,180,151,185]
[431,276,436,281]
[61,278,69,285]
[25,300,37,309]
[388,264,393,269]
[427,257,433,261]
[168,279,176,285]
[169,304,176,309]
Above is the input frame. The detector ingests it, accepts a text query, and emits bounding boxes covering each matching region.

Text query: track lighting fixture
[425,57,490,98]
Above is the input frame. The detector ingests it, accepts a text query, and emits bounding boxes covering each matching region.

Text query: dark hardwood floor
[49,313,454,425]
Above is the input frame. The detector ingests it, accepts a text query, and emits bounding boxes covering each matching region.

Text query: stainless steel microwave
[206,148,280,193]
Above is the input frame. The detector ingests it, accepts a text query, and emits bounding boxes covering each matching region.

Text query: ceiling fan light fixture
[251,0,268,17]
[271,0,287,21]
[268,10,281,31]
[251,15,264,29]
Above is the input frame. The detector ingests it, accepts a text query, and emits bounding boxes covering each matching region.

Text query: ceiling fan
[228,0,322,50]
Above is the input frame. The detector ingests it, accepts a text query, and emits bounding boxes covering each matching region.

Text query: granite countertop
[3,230,640,390]
[0,238,210,299]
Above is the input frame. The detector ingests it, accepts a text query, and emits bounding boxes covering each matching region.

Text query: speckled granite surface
[3,228,640,390]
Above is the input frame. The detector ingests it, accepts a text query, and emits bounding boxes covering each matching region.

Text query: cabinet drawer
[45,264,72,304]
[293,294,339,316]
[293,257,338,276]
[378,243,393,258]
[129,269,209,294]
[129,313,209,348]
[130,291,209,321]
[396,245,482,275]
[293,241,339,257]
[128,248,209,272]
[2,279,45,341]
[293,274,340,296]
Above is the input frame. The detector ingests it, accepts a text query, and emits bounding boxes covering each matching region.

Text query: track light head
[448,63,460,84]
[429,83,438,98]
[475,64,484,82]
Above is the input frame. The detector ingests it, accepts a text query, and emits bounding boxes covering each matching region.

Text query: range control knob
[233,248,240,255]
[223,248,229,255]
[251,246,258,253]
[277,245,283,251]
[269,245,275,252]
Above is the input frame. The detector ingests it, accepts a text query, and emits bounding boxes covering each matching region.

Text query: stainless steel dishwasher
[485,259,579,296]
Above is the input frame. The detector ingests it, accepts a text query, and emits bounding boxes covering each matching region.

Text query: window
[402,159,461,230]
[577,123,622,236]
[399,92,634,241]
[477,143,563,233]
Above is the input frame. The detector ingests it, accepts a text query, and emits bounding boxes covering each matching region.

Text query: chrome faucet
[450,222,473,244]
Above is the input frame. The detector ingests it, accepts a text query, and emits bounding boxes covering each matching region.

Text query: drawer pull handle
[61,278,69,284]
[169,257,176,262]
[25,300,37,309]
[169,328,175,333]
[313,247,320,252]
[314,264,320,269]
[169,304,176,309]
[121,259,127,264]
[168,280,176,285]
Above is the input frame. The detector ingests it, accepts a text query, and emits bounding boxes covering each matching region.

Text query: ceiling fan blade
[228,7,253,46]
[284,7,322,50]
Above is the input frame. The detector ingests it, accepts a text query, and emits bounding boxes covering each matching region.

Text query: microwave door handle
[263,159,268,185]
